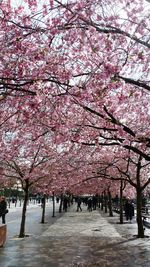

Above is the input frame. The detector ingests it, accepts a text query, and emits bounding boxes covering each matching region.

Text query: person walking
[87,197,93,212]
[63,195,68,212]
[92,195,97,210]
[76,197,82,212]
[124,199,134,222]
[0,196,8,224]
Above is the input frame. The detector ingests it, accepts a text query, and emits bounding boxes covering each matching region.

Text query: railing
[141,206,149,214]
[141,208,150,228]
[113,205,150,228]
[112,206,120,214]
[112,205,125,214]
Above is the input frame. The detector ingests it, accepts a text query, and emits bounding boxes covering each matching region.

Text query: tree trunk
[101,194,104,211]
[52,191,55,217]
[98,195,100,208]
[41,195,46,223]
[136,188,145,238]
[136,155,145,238]
[104,191,108,213]
[19,180,29,238]
[108,190,113,217]
[59,194,63,213]
[119,180,124,224]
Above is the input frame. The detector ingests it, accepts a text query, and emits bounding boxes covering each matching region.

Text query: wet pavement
[0,204,150,267]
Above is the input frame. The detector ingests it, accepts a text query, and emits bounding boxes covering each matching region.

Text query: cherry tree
[86,147,150,237]
[0,0,150,240]
[0,112,62,238]
[0,0,149,160]
[39,0,150,161]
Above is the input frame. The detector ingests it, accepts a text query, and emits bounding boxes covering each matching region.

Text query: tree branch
[118,75,150,92]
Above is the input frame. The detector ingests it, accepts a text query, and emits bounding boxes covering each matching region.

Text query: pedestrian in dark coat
[124,200,134,221]
[63,195,68,212]
[0,196,7,224]
[92,196,97,210]
[76,197,82,212]
[87,197,93,212]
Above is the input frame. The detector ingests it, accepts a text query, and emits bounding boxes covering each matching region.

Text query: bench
[0,224,7,247]
[112,206,120,213]
[142,213,150,229]
[112,206,125,215]
[142,213,150,220]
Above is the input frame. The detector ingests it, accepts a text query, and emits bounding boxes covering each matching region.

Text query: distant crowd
[57,195,99,213]
[57,194,135,222]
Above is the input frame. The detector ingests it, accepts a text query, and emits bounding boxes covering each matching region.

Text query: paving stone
[0,204,150,266]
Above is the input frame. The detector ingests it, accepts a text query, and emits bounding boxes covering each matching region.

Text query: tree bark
[119,180,124,224]
[108,189,113,217]
[19,179,29,238]
[104,191,108,213]
[101,194,104,210]
[52,191,55,217]
[59,194,63,213]
[136,156,145,238]
[98,195,100,208]
[136,188,145,238]
[41,195,46,223]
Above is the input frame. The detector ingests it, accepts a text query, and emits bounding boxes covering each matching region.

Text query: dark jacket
[0,200,7,216]
[124,201,134,217]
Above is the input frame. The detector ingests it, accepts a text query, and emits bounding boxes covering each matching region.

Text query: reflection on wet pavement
[0,205,150,267]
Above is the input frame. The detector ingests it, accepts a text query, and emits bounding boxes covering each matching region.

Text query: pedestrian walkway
[0,204,150,267]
